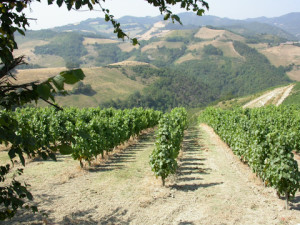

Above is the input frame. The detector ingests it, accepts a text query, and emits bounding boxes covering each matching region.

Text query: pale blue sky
[25,0,300,30]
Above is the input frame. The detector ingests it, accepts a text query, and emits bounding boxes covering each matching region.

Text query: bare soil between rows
[3,125,300,225]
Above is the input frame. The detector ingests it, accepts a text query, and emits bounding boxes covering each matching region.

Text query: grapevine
[150,107,187,186]
[199,105,300,209]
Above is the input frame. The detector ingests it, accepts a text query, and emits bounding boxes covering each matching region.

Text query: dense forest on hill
[102,41,291,111]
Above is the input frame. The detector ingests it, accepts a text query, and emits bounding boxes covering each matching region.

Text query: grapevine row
[199,106,300,208]
[7,107,162,167]
[150,107,188,186]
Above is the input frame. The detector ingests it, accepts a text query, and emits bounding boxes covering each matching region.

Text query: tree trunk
[285,191,289,210]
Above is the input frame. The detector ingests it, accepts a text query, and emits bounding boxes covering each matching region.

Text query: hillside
[15,66,154,107]
[48,12,299,41]
[14,20,299,109]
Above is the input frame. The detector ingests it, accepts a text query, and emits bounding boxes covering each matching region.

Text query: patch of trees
[34,32,87,63]
[131,65,166,79]
[94,43,137,66]
[178,42,290,97]
[102,69,217,111]
[203,44,223,55]
[245,34,287,45]
[136,46,187,67]
[103,42,291,111]
[232,41,290,94]
[70,81,96,96]
[164,35,194,44]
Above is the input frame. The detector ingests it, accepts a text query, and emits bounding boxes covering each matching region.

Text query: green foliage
[179,42,290,97]
[0,166,37,220]
[150,108,187,185]
[200,106,300,207]
[136,46,187,67]
[9,107,162,166]
[103,39,291,111]
[245,34,287,45]
[102,69,215,111]
[70,81,96,96]
[94,43,136,66]
[0,67,84,219]
[130,65,165,79]
[203,44,223,56]
[0,0,209,220]
[34,32,87,63]
[283,82,300,106]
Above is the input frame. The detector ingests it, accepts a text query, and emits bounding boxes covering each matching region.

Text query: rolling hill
[13,13,300,109]
[48,12,300,41]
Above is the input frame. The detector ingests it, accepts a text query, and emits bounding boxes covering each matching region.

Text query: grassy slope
[16,67,147,107]
[14,40,65,67]
[250,43,300,81]
[282,82,300,105]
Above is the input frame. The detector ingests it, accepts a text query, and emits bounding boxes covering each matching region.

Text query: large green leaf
[59,69,85,85]
[51,74,65,90]
[36,83,51,100]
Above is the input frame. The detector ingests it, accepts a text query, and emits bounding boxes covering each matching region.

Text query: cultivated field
[4,125,299,224]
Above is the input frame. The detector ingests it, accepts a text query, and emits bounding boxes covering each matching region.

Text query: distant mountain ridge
[50,12,300,40]
[246,12,300,38]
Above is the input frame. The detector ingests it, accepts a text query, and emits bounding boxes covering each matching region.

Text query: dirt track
[6,125,300,225]
[243,84,295,108]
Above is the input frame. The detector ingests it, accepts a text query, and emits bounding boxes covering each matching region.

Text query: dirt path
[243,84,295,108]
[6,126,300,225]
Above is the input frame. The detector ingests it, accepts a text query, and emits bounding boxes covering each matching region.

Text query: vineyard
[3,107,163,165]
[200,105,300,209]
[1,104,300,223]
[1,107,188,220]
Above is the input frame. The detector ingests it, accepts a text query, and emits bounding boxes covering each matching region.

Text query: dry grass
[83,38,120,45]
[260,44,300,67]
[141,41,184,52]
[194,27,245,41]
[138,21,170,40]
[187,40,243,59]
[212,41,243,58]
[15,66,147,107]
[108,60,155,67]
[14,40,65,68]
[287,69,300,81]
[15,67,67,84]
[56,67,146,107]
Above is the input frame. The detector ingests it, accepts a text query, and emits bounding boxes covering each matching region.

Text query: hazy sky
[25,0,300,30]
